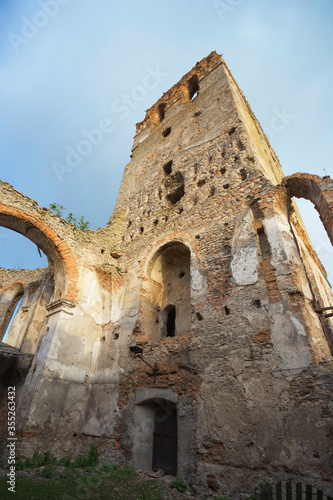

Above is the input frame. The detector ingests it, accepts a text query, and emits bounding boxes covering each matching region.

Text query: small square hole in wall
[224,306,230,316]
[163,160,173,175]
[237,139,245,151]
[110,251,122,259]
[239,169,247,180]
[162,127,171,137]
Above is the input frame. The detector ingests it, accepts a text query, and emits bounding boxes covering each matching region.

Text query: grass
[169,475,189,493]
[2,446,173,499]
[0,466,168,500]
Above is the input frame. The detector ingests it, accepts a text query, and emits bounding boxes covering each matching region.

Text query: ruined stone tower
[1,52,333,497]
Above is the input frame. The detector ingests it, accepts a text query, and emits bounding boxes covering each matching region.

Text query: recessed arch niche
[141,241,191,339]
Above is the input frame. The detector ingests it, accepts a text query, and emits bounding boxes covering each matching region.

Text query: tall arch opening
[0,204,77,301]
[141,241,191,340]
[284,175,333,291]
[282,174,333,350]
[294,198,332,285]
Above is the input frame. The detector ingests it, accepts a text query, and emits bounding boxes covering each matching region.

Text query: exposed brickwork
[136,51,221,135]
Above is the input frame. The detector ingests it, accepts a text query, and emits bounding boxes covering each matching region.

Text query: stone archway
[0,203,78,302]
[260,173,333,354]
[283,173,333,245]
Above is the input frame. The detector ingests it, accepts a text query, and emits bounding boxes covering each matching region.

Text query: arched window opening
[141,242,191,339]
[188,74,199,101]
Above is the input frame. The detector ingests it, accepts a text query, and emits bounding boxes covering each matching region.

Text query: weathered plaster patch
[263,216,290,273]
[287,312,306,336]
[269,303,312,372]
[191,269,204,291]
[79,271,103,323]
[231,212,259,285]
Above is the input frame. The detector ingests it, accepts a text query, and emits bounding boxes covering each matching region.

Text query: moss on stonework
[108,208,127,228]
[99,263,125,275]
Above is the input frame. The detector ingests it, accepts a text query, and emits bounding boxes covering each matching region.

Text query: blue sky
[0,0,332,282]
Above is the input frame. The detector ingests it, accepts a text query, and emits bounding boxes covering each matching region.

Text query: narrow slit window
[2,296,23,343]
[188,74,199,100]
[166,306,176,337]
[257,227,271,259]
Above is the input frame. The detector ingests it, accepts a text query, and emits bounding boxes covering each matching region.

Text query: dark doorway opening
[164,305,176,337]
[152,402,177,474]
